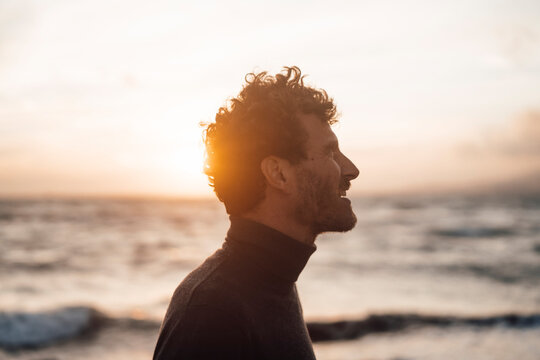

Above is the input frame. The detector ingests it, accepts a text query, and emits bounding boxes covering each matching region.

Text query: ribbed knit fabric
[153,216,317,360]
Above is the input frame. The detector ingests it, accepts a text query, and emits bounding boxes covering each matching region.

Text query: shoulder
[154,297,254,359]
[154,250,255,359]
[166,248,242,316]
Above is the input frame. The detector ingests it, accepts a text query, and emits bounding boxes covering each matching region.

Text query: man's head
[203,66,359,236]
[291,113,359,234]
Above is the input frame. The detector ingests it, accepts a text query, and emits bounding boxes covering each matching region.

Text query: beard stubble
[294,167,357,235]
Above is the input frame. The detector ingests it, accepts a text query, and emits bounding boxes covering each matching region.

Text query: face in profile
[292,114,360,234]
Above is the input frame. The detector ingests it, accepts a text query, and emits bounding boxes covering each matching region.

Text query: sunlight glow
[1,0,539,197]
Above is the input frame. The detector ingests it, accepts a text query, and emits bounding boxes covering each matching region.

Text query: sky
[1,0,540,197]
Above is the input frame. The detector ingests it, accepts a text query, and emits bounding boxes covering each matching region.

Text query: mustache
[339,180,351,191]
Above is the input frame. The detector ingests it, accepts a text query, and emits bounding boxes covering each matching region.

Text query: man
[153,66,359,359]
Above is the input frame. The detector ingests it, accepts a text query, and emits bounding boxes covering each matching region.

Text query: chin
[314,205,357,234]
[334,212,357,232]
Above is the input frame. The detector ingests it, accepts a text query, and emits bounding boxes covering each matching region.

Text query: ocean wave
[430,226,515,238]
[2,307,539,350]
[0,306,163,351]
[0,307,104,351]
[307,313,540,342]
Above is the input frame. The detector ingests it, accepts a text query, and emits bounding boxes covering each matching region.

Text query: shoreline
[2,306,540,351]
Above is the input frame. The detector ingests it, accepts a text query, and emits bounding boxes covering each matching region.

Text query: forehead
[297,113,337,148]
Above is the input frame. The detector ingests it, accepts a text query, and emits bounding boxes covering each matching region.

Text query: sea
[1,194,539,360]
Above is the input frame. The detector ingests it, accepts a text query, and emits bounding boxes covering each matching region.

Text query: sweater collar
[225,216,316,283]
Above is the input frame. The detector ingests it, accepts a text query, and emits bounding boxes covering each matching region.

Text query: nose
[341,153,359,181]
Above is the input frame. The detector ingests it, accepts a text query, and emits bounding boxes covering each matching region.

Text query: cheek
[300,159,341,191]
[326,158,342,179]
[318,156,340,170]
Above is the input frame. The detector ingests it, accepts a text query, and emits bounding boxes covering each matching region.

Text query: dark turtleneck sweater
[153,216,317,360]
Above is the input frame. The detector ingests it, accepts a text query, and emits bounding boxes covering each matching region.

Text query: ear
[260,156,293,192]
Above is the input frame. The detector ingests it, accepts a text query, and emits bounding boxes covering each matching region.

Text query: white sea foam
[0,307,97,350]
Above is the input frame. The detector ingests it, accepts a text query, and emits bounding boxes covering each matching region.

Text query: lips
[339,180,351,198]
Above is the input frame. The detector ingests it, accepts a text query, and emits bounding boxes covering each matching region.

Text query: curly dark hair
[203,66,338,215]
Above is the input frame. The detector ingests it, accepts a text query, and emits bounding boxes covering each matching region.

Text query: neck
[241,207,317,245]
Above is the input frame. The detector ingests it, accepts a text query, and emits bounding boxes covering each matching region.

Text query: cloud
[487,110,540,156]
[496,24,540,68]
[456,110,540,158]
[0,1,34,59]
